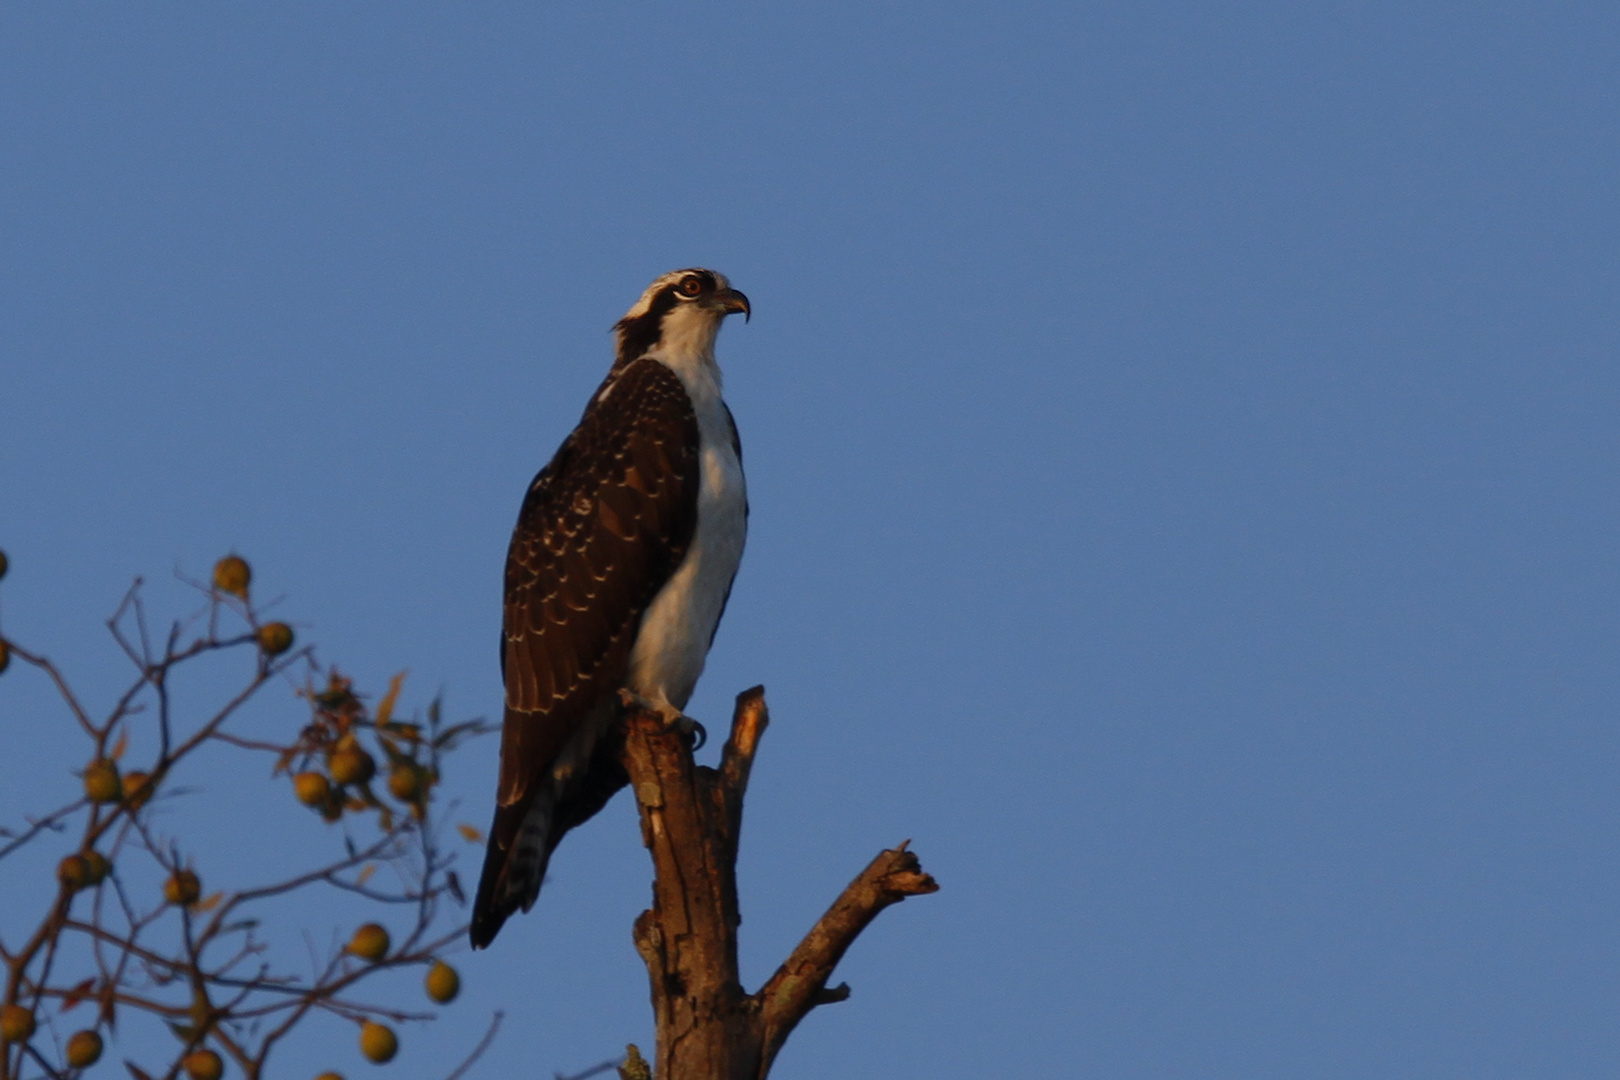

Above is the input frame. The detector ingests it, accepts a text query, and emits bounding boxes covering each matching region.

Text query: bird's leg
[618,689,708,750]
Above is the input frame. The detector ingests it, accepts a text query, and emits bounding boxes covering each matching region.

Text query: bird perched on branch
[471,269,751,949]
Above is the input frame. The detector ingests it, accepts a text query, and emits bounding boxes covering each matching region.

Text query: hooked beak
[718,288,751,323]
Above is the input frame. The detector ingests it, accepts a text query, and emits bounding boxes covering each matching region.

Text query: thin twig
[445,1010,504,1080]
[0,802,85,861]
[2,644,96,739]
[554,1057,622,1080]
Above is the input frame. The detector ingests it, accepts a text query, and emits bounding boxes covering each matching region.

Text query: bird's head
[613,268,750,367]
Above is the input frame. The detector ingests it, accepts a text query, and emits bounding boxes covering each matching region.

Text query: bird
[470,268,751,949]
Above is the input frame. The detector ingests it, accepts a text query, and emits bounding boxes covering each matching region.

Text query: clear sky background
[2,3,1618,1078]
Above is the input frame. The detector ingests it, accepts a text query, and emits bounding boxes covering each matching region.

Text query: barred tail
[469,794,554,949]
[467,718,632,949]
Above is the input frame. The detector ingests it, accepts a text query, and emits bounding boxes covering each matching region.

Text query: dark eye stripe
[613,287,681,364]
[611,270,720,367]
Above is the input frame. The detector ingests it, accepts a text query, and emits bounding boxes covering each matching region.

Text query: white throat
[645,305,726,386]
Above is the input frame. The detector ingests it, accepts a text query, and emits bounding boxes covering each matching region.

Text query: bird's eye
[677,276,704,298]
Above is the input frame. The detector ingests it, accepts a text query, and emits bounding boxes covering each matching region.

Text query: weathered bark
[620,687,937,1080]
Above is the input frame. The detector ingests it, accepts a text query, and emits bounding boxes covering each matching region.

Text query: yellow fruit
[164,869,202,907]
[83,759,122,803]
[123,770,154,809]
[0,640,10,676]
[424,960,460,1004]
[213,555,251,598]
[293,772,330,807]
[58,854,91,891]
[257,622,295,656]
[346,923,390,962]
[386,765,422,802]
[82,850,112,885]
[66,1029,104,1067]
[314,1073,345,1080]
[358,1022,397,1064]
[183,1047,225,1080]
[0,1004,35,1042]
[328,744,375,786]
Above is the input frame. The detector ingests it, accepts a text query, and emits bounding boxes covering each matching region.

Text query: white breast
[624,352,747,710]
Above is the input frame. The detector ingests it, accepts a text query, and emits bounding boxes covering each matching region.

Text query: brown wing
[497,357,700,809]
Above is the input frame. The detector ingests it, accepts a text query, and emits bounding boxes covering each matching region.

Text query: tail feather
[467,721,632,949]
[469,795,554,949]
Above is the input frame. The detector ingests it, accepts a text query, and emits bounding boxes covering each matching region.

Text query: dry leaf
[355,863,377,886]
[194,892,225,913]
[62,977,97,1011]
[376,671,407,726]
[457,823,483,843]
[110,729,129,761]
[99,981,118,1030]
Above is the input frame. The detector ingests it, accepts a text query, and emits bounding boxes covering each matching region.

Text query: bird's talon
[658,708,707,750]
[618,691,704,747]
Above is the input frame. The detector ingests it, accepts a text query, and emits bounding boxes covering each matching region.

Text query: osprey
[470,268,751,949]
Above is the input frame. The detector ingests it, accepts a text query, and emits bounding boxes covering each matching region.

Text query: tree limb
[621,687,935,1080]
[754,844,937,1073]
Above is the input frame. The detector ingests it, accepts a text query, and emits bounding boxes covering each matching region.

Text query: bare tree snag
[621,687,938,1080]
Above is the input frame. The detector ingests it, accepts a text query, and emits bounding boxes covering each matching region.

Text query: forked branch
[621,687,936,1080]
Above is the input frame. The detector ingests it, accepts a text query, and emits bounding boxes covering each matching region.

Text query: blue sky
[3,3,1618,1077]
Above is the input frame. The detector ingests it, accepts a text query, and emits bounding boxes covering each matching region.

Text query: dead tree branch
[621,687,937,1080]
